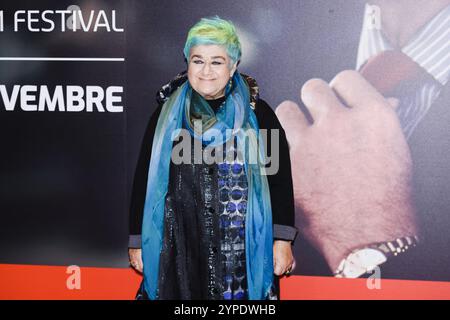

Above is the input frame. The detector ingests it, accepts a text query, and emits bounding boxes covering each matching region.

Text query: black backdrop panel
[0,0,127,267]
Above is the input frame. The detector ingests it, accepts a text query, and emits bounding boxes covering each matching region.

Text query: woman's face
[187,44,237,100]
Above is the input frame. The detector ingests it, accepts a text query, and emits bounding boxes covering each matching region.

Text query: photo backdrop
[1,0,449,299]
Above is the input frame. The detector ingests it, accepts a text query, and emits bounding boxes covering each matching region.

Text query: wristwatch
[334,236,420,278]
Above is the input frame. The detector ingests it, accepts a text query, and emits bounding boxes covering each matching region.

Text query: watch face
[342,248,387,278]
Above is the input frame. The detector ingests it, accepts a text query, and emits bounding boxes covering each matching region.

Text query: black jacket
[128,96,298,248]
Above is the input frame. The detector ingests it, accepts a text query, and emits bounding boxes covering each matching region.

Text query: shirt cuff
[273,224,298,242]
[128,234,142,248]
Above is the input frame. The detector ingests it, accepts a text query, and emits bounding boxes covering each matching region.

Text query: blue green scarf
[141,73,273,299]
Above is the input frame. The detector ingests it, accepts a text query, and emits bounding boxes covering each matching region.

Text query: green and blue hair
[183,16,242,66]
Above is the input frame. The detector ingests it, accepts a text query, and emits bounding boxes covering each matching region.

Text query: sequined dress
[157,98,250,300]
[130,94,297,300]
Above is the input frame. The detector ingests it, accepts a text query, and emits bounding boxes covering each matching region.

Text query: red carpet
[1,264,450,300]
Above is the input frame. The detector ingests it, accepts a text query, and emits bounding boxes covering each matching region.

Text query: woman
[128,17,297,300]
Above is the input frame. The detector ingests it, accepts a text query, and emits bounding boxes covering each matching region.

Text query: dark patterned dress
[132,86,296,300]
[217,141,248,300]
[155,98,251,300]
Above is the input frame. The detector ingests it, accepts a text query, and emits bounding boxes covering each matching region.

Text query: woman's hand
[128,248,143,273]
[273,240,296,276]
